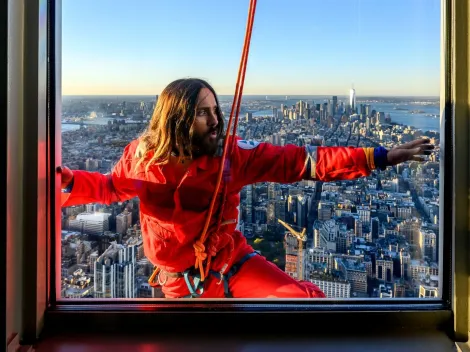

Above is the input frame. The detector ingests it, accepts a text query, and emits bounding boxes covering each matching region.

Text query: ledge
[34,331,456,352]
[43,304,452,336]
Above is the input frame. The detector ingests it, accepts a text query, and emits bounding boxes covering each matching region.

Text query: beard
[191,128,220,158]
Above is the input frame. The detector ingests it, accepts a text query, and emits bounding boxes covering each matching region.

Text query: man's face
[191,88,221,156]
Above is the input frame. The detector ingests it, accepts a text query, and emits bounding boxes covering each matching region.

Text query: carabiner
[148,266,161,288]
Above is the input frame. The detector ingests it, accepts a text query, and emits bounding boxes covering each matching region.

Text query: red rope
[194,0,257,282]
[229,0,256,156]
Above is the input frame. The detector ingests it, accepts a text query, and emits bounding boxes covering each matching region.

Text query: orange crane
[277,219,307,281]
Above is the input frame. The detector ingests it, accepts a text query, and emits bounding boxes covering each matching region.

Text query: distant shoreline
[62,94,440,100]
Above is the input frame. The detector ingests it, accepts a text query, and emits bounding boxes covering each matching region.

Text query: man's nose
[209,112,218,127]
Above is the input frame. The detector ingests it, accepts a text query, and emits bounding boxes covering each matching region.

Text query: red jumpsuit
[62,137,375,298]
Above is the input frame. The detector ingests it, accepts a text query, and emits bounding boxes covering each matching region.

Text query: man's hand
[386,139,435,166]
[57,166,74,189]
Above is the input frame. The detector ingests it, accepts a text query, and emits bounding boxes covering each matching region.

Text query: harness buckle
[157,270,168,286]
[216,263,228,285]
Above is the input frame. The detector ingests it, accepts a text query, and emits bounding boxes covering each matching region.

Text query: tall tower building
[94,241,140,298]
[355,219,363,237]
[245,184,254,224]
[349,88,356,113]
[284,234,302,279]
[116,209,132,235]
[420,229,437,262]
[376,256,394,283]
[400,250,411,280]
[371,217,380,240]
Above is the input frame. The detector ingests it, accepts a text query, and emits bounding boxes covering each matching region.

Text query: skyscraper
[94,242,140,298]
[349,88,356,113]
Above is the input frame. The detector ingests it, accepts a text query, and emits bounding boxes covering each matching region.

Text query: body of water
[61,118,143,132]
[250,102,440,132]
[61,102,441,133]
[62,124,82,132]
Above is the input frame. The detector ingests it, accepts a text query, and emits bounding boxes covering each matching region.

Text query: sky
[62,0,441,96]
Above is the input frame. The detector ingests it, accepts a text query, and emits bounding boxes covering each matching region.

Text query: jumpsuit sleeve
[231,138,377,187]
[61,142,140,207]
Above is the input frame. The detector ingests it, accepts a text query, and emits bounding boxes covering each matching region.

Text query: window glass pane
[60,0,441,299]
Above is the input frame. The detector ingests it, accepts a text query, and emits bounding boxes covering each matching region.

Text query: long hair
[135,78,224,172]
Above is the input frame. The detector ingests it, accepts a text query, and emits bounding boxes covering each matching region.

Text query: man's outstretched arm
[59,142,140,207]
[232,138,434,186]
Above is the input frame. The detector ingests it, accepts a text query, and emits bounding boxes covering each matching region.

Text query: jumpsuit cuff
[374,146,389,171]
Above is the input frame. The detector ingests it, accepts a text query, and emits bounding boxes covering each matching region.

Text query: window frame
[2,0,8,349]
[20,0,49,344]
[11,0,466,341]
[449,0,470,342]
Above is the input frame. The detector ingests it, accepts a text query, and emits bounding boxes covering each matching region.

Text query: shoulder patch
[237,139,260,150]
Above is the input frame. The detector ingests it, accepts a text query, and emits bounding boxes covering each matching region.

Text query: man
[60,78,434,298]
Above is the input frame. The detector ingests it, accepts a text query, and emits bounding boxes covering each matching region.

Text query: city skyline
[62,0,440,96]
[62,93,441,98]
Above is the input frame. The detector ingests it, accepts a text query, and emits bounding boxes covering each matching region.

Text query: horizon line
[62,94,440,98]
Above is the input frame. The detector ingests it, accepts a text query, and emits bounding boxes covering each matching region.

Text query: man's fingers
[408,147,422,156]
[399,143,434,156]
[411,156,426,162]
[415,144,435,155]
[397,139,431,149]
[420,144,435,150]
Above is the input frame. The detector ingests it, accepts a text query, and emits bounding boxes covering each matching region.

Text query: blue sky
[62,0,441,96]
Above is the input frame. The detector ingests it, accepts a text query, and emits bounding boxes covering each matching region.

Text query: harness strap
[148,266,184,287]
[151,252,258,298]
[209,252,258,298]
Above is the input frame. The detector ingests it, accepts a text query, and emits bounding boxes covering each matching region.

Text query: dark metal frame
[47,0,62,307]
[35,0,466,341]
[449,0,469,342]
[21,0,49,344]
[1,0,8,350]
[439,0,453,308]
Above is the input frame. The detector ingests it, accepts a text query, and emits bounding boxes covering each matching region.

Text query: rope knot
[193,240,208,261]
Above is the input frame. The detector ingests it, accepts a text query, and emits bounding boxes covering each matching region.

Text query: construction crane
[277,219,307,281]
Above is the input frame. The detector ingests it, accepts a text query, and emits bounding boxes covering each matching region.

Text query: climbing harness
[149,252,259,298]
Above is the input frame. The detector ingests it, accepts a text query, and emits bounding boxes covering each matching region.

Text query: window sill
[34,331,456,352]
[42,304,452,336]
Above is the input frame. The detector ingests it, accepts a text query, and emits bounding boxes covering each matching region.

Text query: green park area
[247,230,286,270]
